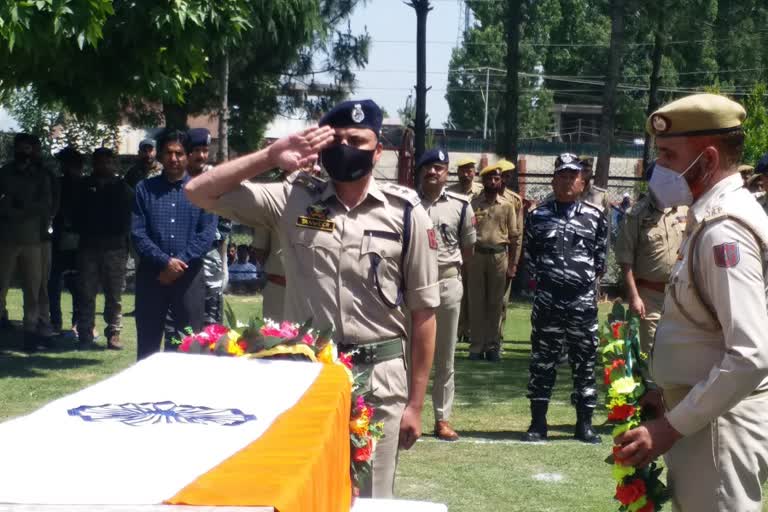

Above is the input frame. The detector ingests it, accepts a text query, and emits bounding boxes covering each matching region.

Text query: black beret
[55,146,83,163]
[319,99,383,135]
[186,128,211,151]
[755,153,768,175]
[416,148,449,170]
[93,147,115,158]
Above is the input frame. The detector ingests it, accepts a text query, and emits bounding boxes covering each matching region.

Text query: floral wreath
[174,305,384,496]
[600,303,670,512]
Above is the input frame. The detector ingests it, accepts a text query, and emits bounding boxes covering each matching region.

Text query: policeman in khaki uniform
[467,164,521,362]
[614,94,768,512]
[185,99,439,499]
[251,225,285,320]
[614,168,687,356]
[416,148,476,441]
[447,157,482,344]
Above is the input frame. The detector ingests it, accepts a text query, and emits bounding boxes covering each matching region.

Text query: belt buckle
[362,345,376,364]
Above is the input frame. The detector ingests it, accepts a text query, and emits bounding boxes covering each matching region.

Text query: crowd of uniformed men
[2,91,768,510]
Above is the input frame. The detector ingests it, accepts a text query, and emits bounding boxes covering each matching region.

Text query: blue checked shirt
[131,174,217,272]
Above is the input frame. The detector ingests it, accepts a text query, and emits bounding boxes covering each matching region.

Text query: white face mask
[649,152,704,208]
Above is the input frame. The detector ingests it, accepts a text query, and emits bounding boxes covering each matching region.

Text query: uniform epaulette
[444,189,470,203]
[379,182,420,206]
[288,171,327,194]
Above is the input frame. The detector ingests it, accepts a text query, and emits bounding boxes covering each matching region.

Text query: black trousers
[48,249,79,329]
[135,261,204,361]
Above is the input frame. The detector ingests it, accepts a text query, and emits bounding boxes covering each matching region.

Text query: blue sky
[0,1,462,131]
[342,0,462,126]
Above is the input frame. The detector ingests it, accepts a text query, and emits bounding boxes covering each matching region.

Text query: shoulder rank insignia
[713,241,740,268]
[297,201,334,232]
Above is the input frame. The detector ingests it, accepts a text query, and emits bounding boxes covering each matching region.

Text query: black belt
[338,338,403,365]
[476,245,506,254]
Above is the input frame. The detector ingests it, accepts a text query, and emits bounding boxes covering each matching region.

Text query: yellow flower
[226,338,245,357]
[227,330,241,342]
[610,376,638,396]
[350,414,370,436]
[608,395,627,408]
[317,343,338,365]
[612,463,636,481]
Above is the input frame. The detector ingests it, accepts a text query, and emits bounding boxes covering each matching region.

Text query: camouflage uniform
[524,199,607,408]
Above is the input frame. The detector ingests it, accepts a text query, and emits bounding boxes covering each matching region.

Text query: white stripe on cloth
[0,353,322,505]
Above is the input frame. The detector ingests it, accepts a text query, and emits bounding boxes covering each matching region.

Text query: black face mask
[319,144,375,182]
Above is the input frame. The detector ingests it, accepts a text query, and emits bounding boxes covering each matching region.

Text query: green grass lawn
[0,290,646,511]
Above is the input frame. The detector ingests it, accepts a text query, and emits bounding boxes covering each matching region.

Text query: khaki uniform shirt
[251,225,284,276]
[0,162,53,245]
[613,195,687,282]
[210,173,440,345]
[447,180,483,202]
[652,173,768,436]
[500,188,525,252]
[471,193,522,264]
[420,188,476,270]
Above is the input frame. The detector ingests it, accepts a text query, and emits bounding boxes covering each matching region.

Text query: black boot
[574,407,602,444]
[522,401,548,442]
[22,332,39,353]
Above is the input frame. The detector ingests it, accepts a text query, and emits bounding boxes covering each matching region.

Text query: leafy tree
[741,83,768,165]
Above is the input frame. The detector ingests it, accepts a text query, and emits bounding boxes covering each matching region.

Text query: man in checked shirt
[131,129,217,360]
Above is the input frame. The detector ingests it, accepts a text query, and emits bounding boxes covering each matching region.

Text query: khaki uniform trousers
[468,251,508,354]
[77,248,128,339]
[357,356,408,499]
[261,281,285,322]
[663,388,768,512]
[637,286,665,356]
[433,274,462,421]
[0,243,43,332]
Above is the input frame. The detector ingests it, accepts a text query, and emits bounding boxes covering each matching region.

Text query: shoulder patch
[444,189,470,203]
[380,182,420,206]
[713,241,740,268]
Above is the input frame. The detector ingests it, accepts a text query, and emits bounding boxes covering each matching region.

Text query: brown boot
[107,335,124,350]
[435,420,459,441]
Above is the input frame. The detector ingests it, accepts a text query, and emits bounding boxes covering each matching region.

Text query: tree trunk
[642,0,666,173]
[162,102,188,130]
[504,0,522,166]
[217,51,230,163]
[410,0,432,164]
[595,0,626,188]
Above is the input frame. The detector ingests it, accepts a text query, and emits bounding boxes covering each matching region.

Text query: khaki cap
[456,157,477,168]
[496,159,516,173]
[479,163,502,176]
[738,164,754,174]
[647,93,746,138]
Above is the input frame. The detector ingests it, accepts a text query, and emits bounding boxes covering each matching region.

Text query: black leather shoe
[468,352,484,361]
[484,349,501,362]
[575,407,602,444]
[522,430,548,442]
[523,401,549,442]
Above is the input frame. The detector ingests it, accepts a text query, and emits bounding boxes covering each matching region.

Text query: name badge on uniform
[296,203,335,232]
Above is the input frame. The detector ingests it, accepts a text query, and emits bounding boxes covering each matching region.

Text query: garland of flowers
[599,303,669,512]
[174,308,384,496]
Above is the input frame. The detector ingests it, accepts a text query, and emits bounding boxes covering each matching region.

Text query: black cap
[186,128,211,152]
[319,99,383,135]
[415,148,449,170]
[93,147,115,158]
[554,153,582,173]
[13,133,40,147]
[755,153,768,175]
[55,146,83,163]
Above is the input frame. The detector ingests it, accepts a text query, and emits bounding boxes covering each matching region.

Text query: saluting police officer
[523,153,608,444]
[614,94,768,512]
[185,99,439,499]
[467,164,521,362]
[447,157,482,345]
[614,163,687,358]
[416,148,476,441]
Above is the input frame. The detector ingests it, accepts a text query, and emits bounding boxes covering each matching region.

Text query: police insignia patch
[713,241,739,268]
[427,228,438,250]
[352,103,365,123]
[652,114,669,133]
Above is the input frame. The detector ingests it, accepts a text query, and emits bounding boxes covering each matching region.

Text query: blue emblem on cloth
[67,401,257,427]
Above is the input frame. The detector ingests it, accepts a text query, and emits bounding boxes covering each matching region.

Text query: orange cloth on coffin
[166,363,352,512]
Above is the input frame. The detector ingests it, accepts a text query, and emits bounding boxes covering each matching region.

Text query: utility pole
[504,0,522,165]
[483,67,490,139]
[642,0,666,172]
[407,0,432,163]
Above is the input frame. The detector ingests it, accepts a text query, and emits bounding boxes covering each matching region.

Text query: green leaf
[224,300,237,328]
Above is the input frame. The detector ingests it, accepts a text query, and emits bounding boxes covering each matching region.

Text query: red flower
[637,499,655,512]
[353,438,373,463]
[615,479,646,505]
[203,324,229,340]
[604,367,612,385]
[611,321,626,339]
[608,404,637,422]
[611,359,625,370]
[179,335,196,352]
[339,352,354,370]
[237,339,248,352]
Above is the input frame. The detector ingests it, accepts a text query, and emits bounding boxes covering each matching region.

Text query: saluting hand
[267,126,335,172]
